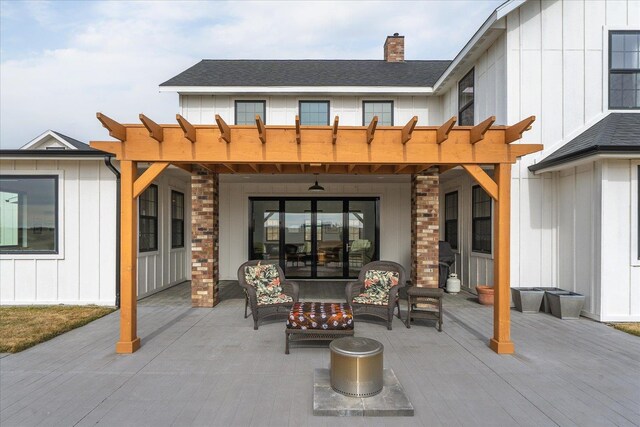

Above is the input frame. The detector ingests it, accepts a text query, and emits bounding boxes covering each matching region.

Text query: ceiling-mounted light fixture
[308,174,325,192]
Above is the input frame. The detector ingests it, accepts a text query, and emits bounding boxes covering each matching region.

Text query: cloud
[0,0,501,148]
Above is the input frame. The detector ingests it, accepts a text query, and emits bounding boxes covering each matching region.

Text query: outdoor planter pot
[511,287,545,313]
[476,285,494,306]
[534,287,567,313]
[545,290,585,320]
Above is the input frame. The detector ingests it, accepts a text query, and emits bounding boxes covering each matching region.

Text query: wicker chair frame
[345,260,406,330]
[237,260,299,330]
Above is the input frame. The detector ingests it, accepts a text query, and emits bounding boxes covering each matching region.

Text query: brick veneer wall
[411,168,439,288]
[191,166,219,307]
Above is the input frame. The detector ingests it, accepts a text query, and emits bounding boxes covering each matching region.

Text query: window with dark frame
[609,31,640,110]
[139,184,158,252]
[299,101,330,125]
[458,69,475,126]
[444,191,458,250]
[363,101,393,126]
[0,175,58,254]
[235,100,266,125]
[472,185,492,254]
[171,190,184,249]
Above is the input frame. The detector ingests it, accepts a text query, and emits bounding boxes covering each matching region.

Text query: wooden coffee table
[285,302,354,354]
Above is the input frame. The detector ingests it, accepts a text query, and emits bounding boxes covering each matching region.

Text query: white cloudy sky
[0,0,502,149]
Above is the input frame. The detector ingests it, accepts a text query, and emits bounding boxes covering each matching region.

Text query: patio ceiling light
[308,174,325,192]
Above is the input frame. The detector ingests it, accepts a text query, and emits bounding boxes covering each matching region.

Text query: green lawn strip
[609,322,640,337]
[0,306,116,353]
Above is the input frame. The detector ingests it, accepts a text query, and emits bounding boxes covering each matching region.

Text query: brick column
[191,166,219,308]
[411,168,439,288]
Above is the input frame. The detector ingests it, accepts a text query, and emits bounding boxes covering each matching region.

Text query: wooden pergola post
[116,160,141,354]
[490,163,514,354]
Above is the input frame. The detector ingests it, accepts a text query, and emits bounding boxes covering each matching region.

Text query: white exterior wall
[0,159,117,306]
[136,168,192,299]
[218,176,411,280]
[180,95,441,126]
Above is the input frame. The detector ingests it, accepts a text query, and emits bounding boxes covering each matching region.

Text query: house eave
[0,150,113,160]
[529,148,640,174]
[159,85,435,96]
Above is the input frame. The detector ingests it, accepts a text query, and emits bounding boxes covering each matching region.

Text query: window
[444,191,458,250]
[139,184,158,252]
[609,31,640,109]
[472,185,492,254]
[171,190,184,248]
[458,69,475,125]
[299,101,329,125]
[235,100,266,125]
[0,175,58,253]
[363,101,393,126]
[265,211,279,242]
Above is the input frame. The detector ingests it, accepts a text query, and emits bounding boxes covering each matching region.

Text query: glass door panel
[284,200,311,277]
[348,200,377,277]
[316,200,344,278]
[250,200,280,261]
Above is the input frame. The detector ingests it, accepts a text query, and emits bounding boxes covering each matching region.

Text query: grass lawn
[0,306,116,353]
[610,322,640,337]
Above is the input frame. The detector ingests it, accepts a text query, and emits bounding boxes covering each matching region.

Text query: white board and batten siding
[136,169,192,299]
[0,159,117,306]
[218,177,411,280]
[179,95,441,127]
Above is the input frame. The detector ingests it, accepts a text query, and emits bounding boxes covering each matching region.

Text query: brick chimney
[384,33,404,62]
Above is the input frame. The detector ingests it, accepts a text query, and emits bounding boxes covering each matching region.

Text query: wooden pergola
[91,113,541,355]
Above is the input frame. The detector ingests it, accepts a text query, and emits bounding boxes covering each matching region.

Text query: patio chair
[237,260,299,330]
[345,260,406,330]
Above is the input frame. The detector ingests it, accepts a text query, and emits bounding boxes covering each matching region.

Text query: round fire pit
[329,337,383,397]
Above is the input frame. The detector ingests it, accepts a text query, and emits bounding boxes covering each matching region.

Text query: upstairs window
[235,101,266,125]
[472,185,492,254]
[458,69,475,125]
[299,101,329,125]
[363,101,393,126]
[139,184,158,252]
[171,190,184,249]
[444,191,458,250]
[609,31,640,109]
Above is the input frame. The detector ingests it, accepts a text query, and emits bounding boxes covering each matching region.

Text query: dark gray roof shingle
[529,113,640,171]
[50,131,96,151]
[160,60,451,87]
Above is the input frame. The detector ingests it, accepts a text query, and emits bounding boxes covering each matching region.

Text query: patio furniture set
[237,259,445,353]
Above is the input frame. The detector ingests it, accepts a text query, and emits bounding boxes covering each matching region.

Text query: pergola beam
[215,114,231,143]
[462,164,498,201]
[255,115,267,144]
[295,115,301,144]
[176,114,196,143]
[139,114,163,143]
[366,116,378,144]
[438,164,457,174]
[133,162,170,198]
[96,113,126,142]
[437,116,456,144]
[470,116,496,144]
[332,116,339,144]
[401,116,418,144]
[505,116,535,144]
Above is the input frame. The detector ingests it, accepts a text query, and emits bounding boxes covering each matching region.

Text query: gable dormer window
[609,31,640,110]
[45,147,67,150]
[458,69,475,126]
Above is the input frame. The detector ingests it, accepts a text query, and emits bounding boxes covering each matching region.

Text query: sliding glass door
[249,197,379,279]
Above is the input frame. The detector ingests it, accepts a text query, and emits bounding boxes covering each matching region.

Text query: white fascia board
[159,86,434,96]
[0,155,108,161]
[432,0,525,92]
[20,130,76,150]
[531,153,640,174]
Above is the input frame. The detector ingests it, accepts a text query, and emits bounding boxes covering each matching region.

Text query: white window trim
[602,26,640,113]
[632,161,640,266]
[0,170,65,260]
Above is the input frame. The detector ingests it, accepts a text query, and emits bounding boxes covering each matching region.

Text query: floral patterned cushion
[286,302,354,330]
[244,262,293,306]
[352,269,399,305]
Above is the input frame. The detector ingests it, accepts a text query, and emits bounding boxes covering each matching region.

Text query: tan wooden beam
[247,163,260,173]
[133,162,170,198]
[505,116,535,144]
[295,115,301,144]
[220,163,236,173]
[176,114,196,143]
[325,164,331,173]
[470,116,496,144]
[215,114,231,143]
[462,164,498,201]
[115,160,140,354]
[414,164,434,174]
[348,164,356,173]
[96,113,126,142]
[401,116,418,144]
[139,114,163,143]
[255,115,267,144]
[274,163,282,173]
[436,116,456,144]
[394,164,410,174]
[300,163,305,173]
[438,164,457,174]
[370,164,383,173]
[366,116,378,144]
[490,163,515,354]
[332,116,339,144]
[171,163,193,173]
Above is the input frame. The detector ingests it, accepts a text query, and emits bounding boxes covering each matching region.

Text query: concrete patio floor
[1,281,639,426]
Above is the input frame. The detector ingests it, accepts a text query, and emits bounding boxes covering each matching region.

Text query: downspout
[104,156,121,308]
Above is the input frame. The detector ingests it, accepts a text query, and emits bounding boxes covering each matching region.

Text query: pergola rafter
[91,113,541,356]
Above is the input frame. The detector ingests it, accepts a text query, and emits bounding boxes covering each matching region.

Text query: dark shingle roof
[50,131,97,151]
[530,113,640,172]
[160,60,451,87]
